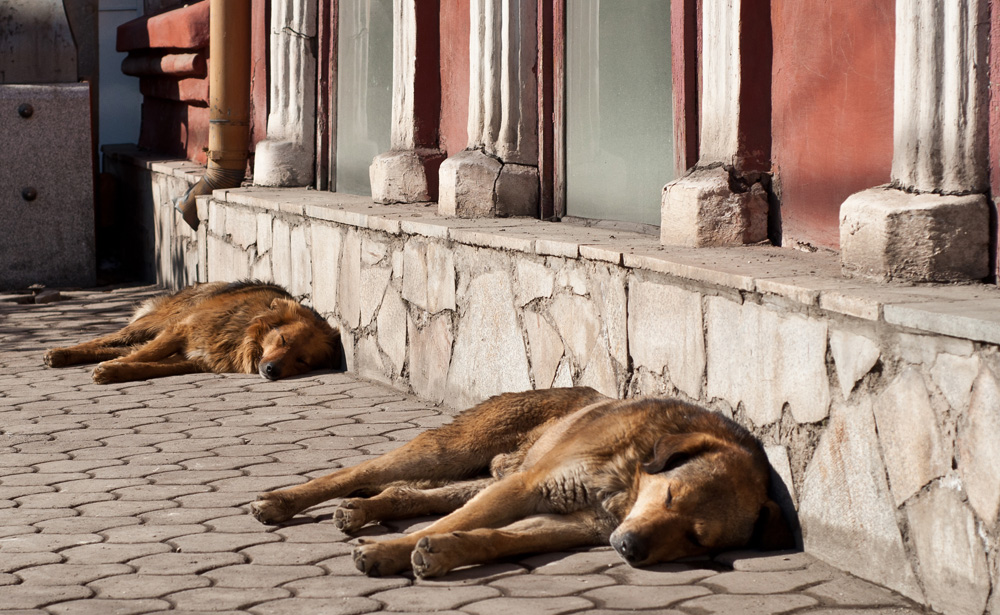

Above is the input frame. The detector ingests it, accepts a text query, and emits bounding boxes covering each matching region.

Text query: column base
[369,149,446,204]
[840,186,990,282]
[660,166,769,247]
[438,149,540,218]
[253,140,314,187]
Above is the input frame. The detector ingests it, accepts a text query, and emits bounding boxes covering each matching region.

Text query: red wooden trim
[538,0,556,220]
[552,0,566,220]
[671,0,699,175]
[736,0,772,175]
[250,0,269,151]
[413,0,443,149]
[990,0,1000,280]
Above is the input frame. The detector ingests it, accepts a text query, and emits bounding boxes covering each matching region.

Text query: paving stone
[284,575,410,598]
[272,521,352,543]
[488,573,615,596]
[127,552,246,575]
[585,584,713,609]
[716,550,813,572]
[0,533,102,553]
[370,585,501,611]
[37,517,141,534]
[805,576,911,607]
[242,541,354,565]
[0,585,93,609]
[604,562,719,585]
[460,596,594,615]
[100,524,206,543]
[170,587,292,611]
[14,563,133,585]
[678,593,818,614]
[88,574,212,599]
[202,564,324,588]
[0,552,63,573]
[59,542,172,564]
[522,549,623,575]
[702,567,836,594]
[246,596,381,615]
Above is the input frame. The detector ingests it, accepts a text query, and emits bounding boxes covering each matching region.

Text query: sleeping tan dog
[251,387,793,578]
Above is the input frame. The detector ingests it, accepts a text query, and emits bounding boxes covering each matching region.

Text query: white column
[660,0,768,247]
[253,0,317,187]
[439,0,539,217]
[840,0,990,282]
[370,0,445,204]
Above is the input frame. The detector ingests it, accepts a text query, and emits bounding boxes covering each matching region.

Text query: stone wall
[122,155,1000,615]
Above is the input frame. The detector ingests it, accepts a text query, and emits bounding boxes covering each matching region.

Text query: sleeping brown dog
[44,280,339,384]
[251,387,793,578]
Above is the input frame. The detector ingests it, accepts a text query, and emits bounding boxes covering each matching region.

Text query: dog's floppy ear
[641,433,721,474]
[749,500,795,550]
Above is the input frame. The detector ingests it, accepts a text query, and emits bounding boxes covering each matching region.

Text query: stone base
[439,149,539,218]
[369,148,446,204]
[253,139,314,187]
[840,186,989,282]
[660,166,769,247]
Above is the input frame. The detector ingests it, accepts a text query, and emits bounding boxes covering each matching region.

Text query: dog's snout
[611,530,648,565]
[260,361,280,380]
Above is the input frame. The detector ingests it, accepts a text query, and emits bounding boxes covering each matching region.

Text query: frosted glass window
[336,0,393,195]
[566,1,673,226]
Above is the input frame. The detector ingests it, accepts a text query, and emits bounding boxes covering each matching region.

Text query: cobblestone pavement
[0,286,933,615]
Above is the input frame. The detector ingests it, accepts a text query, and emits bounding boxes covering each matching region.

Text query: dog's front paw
[92,362,120,384]
[411,535,455,579]
[333,499,369,532]
[250,491,297,524]
[44,348,70,367]
[353,539,413,577]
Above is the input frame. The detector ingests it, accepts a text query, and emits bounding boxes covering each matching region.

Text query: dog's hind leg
[333,478,495,532]
[45,316,166,367]
[250,387,608,525]
[410,511,610,578]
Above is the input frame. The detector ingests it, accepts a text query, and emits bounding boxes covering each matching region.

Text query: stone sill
[212,185,1000,346]
[104,144,206,185]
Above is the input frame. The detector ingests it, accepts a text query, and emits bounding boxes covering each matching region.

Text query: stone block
[549,294,601,370]
[829,329,880,399]
[225,207,257,249]
[958,367,1000,525]
[446,271,531,408]
[253,140,314,188]
[1,84,95,288]
[310,224,342,315]
[873,368,949,506]
[660,166,768,247]
[706,298,830,425]
[495,163,539,217]
[555,262,588,295]
[438,149,502,218]
[271,218,292,286]
[369,149,445,204]
[523,310,564,389]
[256,213,273,254]
[338,231,362,329]
[288,224,311,298]
[628,279,705,400]
[376,286,407,377]
[840,186,989,282]
[931,352,980,412]
[515,259,554,307]
[402,239,456,314]
[798,400,923,601]
[906,485,990,615]
[596,267,628,369]
[408,314,453,403]
[355,336,388,384]
[579,341,619,398]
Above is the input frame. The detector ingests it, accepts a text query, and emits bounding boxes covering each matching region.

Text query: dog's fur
[44,281,339,384]
[250,387,793,578]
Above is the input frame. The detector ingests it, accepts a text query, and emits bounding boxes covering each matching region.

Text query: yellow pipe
[175,0,251,230]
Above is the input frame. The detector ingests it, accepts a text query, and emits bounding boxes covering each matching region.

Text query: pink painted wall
[439,0,469,156]
[770,0,895,249]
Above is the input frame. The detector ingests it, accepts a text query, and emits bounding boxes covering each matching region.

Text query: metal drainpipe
[174,0,251,230]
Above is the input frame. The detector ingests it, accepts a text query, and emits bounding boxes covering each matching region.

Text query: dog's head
[250,298,340,380]
[610,432,793,566]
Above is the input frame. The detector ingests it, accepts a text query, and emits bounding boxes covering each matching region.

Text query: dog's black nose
[611,531,648,565]
[261,361,279,380]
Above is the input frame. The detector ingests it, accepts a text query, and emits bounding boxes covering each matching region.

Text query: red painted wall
[770,0,895,249]
[439,0,469,156]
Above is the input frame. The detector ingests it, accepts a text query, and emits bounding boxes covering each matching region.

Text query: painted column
[253,0,317,188]
[840,0,990,282]
[370,0,445,203]
[438,0,539,217]
[660,0,770,247]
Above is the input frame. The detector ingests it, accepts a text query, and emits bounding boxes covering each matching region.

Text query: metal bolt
[21,187,37,201]
[17,103,33,119]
